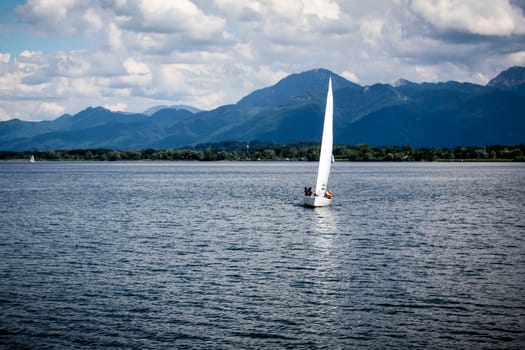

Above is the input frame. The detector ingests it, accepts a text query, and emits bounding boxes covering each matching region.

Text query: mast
[314,77,333,196]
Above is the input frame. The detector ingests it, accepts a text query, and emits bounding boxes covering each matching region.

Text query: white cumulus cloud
[303,0,340,20]
[38,102,65,117]
[0,0,523,121]
[0,53,10,63]
[410,0,525,36]
[104,102,127,111]
[0,107,11,121]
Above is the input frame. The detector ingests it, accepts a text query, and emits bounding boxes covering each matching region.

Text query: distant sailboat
[304,77,334,207]
[30,155,35,163]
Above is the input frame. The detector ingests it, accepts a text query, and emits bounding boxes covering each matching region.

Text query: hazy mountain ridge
[1,66,524,150]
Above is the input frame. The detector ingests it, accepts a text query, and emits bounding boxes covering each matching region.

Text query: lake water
[1,161,524,349]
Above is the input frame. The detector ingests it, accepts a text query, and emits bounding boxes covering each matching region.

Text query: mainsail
[314,77,333,197]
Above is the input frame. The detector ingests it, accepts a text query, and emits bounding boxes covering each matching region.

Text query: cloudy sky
[1,0,525,121]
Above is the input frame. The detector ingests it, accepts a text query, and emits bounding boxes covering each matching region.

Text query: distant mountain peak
[86,106,109,112]
[487,66,525,89]
[143,105,201,116]
[237,68,359,107]
[393,78,415,87]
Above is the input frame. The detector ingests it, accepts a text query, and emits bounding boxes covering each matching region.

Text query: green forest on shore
[1,142,524,162]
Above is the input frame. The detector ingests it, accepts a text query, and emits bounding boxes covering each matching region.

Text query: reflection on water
[311,206,338,236]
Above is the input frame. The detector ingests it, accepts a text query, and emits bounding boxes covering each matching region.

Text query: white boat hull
[304,195,331,207]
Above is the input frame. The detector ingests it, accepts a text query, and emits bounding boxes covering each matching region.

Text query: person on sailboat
[325,190,332,199]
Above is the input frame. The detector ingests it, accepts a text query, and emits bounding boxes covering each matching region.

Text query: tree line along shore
[1,143,524,162]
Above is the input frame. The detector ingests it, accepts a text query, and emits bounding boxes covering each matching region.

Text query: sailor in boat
[305,187,312,196]
[325,190,332,199]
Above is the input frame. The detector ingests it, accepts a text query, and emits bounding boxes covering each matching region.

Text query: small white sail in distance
[304,77,333,207]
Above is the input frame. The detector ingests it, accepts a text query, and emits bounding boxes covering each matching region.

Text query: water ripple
[0,162,524,349]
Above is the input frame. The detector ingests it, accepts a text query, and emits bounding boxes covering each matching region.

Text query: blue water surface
[1,161,524,349]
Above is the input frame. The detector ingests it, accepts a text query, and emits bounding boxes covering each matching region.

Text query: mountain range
[1,66,524,151]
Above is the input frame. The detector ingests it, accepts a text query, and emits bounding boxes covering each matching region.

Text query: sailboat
[30,155,35,163]
[304,77,334,207]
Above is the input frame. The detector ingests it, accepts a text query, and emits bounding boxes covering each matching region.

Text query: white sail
[304,77,334,207]
[30,155,35,163]
[314,77,333,197]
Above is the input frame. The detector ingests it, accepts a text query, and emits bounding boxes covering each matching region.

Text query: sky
[1,0,525,121]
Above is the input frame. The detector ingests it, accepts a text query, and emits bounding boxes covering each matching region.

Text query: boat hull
[304,196,331,207]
